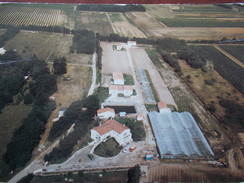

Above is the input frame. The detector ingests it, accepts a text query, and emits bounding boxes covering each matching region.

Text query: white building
[109,85,133,97]
[113,72,124,85]
[137,114,144,121]
[97,107,115,119]
[127,41,137,47]
[91,120,133,146]
[0,47,6,55]
[157,101,171,113]
[123,86,133,97]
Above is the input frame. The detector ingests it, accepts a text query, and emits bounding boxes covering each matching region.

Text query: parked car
[129,145,137,152]
[87,154,95,160]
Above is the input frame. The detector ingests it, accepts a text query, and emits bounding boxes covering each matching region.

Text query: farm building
[109,85,133,97]
[97,107,115,119]
[91,119,133,146]
[0,47,6,55]
[113,72,124,85]
[137,114,144,121]
[148,111,214,159]
[157,101,171,113]
[127,41,137,47]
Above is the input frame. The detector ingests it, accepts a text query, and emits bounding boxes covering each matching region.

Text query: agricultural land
[0,3,244,183]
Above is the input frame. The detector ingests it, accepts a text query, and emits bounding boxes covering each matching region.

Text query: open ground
[108,13,146,38]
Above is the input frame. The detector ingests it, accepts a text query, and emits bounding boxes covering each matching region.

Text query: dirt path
[214,45,244,68]
[106,12,116,34]
[87,53,97,96]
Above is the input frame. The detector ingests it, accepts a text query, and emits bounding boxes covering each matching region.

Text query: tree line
[45,95,99,162]
[70,30,96,54]
[2,56,57,172]
[76,4,146,12]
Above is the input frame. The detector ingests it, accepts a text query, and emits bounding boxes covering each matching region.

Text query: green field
[172,5,234,13]
[158,18,244,27]
[220,46,244,63]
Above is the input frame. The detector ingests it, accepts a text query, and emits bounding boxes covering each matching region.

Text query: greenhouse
[148,111,214,159]
[137,68,156,104]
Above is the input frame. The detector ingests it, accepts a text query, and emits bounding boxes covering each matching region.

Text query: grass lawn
[158,18,244,27]
[0,105,32,180]
[94,138,121,157]
[123,74,134,85]
[95,87,109,104]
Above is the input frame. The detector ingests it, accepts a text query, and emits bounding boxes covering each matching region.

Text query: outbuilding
[97,107,115,119]
[157,101,171,113]
[113,72,124,85]
[127,41,137,47]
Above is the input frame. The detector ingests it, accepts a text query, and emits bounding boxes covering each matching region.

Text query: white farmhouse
[109,85,134,97]
[157,101,171,113]
[97,107,115,119]
[91,120,133,146]
[0,47,6,55]
[127,41,137,47]
[113,72,124,85]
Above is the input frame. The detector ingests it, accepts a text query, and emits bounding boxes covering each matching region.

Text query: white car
[122,147,129,153]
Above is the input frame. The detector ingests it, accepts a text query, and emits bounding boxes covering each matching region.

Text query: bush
[205,79,215,86]
[24,93,33,104]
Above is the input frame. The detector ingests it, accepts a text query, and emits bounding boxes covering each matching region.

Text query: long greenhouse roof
[148,111,214,158]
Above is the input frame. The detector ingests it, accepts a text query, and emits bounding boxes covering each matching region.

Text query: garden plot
[101,42,131,74]
[108,13,146,38]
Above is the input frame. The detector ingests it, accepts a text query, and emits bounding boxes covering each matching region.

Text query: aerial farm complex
[0,3,244,183]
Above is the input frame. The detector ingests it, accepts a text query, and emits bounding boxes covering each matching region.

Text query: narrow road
[87,53,97,96]
[48,62,92,67]
[214,45,244,68]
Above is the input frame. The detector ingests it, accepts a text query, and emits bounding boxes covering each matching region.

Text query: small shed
[127,41,137,47]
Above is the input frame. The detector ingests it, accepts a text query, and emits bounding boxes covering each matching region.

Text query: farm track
[213,45,244,68]
[105,12,116,34]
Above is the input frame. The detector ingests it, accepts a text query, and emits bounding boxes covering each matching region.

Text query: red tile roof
[97,107,115,114]
[113,72,124,81]
[157,101,168,109]
[92,120,129,135]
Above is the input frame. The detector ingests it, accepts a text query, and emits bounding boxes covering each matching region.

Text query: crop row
[191,45,244,94]
[0,6,60,26]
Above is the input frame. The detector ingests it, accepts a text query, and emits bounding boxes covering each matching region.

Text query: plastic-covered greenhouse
[136,68,156,104]
[148,111,214,159]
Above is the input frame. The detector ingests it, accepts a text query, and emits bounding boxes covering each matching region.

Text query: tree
[53,57,67,75]
[127,165,141,183]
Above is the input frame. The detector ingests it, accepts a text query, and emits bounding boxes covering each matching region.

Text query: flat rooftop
[148,111,214,159]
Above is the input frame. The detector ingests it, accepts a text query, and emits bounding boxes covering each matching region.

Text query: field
[108,13,146,38]
[179,60,244,119]
[0,105,32,179]
[191,45,244,94]
[74,11,113,35]
[126,12,167,37]
[158,18,244,27]
[147,163,244,182]
[142,4,244,40]
[50,65,92,107]
[0,6,64,26]
[220,45,244,63]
